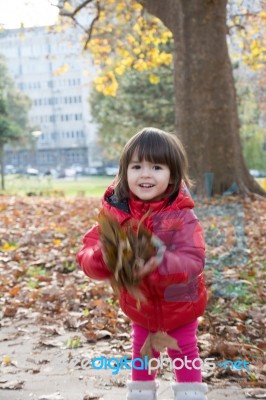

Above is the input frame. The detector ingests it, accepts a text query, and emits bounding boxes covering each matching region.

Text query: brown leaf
[3,306,17,317]
[151,331,181,353]
[9,286,20,296]
[82,330,97,343]
[140,331,181,359]
[83,394,103,400]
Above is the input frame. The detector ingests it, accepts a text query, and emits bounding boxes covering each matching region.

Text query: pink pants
[132,320,202,382]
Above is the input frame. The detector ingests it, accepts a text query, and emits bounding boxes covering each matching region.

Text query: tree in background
[236,71,266,171]
[58,0,266,196]
[90,65,175,160]
[0,55,31,190]
[90,60,266,170]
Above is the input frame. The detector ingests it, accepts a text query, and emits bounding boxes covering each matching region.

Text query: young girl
[77,128,208,400]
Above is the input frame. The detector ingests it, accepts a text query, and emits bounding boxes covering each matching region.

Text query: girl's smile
[127,154,171,201]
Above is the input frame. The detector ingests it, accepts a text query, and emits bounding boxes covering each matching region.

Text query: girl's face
[127,152,171,202]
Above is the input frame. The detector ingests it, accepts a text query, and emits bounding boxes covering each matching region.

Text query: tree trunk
[0,144,5,191]
[140,0,265,196]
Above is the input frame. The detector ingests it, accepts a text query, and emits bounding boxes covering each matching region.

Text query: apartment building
[0,25,102,173]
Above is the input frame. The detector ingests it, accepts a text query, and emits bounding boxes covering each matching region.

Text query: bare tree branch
[57,0,101,49]
[228,23,246,33]
[59,0,94,18]
[230,12,261,19]
[84,0,101,49]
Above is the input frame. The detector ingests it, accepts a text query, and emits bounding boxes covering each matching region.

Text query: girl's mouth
[139,184,154,188]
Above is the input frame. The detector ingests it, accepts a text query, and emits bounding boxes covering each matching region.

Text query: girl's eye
[153,165,162,170]
[132,165,141,169]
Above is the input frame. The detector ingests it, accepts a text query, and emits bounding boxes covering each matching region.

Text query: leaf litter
[0,194,265,394]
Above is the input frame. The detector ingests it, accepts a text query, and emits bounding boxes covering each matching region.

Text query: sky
[0,0,59,29]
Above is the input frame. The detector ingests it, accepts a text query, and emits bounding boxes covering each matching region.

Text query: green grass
[0,174,114,197]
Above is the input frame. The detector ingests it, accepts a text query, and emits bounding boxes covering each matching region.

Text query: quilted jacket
[77,182,207,332]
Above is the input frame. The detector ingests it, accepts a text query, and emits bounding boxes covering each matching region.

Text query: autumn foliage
[57,0,266,98]
[0,194,265,386]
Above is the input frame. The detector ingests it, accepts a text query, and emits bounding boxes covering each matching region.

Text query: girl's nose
[140,167,151,177]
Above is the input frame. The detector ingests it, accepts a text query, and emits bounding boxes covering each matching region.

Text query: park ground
[0,191,265,399]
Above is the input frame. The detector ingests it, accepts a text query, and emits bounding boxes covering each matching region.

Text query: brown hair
[114,127,191,200]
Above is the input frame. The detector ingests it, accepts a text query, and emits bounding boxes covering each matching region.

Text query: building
[0,25,102,173]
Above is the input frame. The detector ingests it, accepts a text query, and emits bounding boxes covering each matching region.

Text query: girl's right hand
[151,235,166,265]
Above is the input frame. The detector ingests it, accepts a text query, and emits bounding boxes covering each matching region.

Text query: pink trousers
[132,320,202,382]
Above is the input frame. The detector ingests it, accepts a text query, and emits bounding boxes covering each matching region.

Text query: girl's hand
[137,256,158,278]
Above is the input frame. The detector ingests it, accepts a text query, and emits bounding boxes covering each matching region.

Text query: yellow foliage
[133,23,142,35]
[95,72,118,96]
[134,59,148,72]
[258,11,266,20]
[83,0,173,96]
[53,64,69,76]
[128,34,136,45]
[103,81,118,96]
[64,2,74,12]
[132,3,142,11]
[54,25,64,33]
[149,74,160,84]
[115,64,126,75]
[1,242,17,251]
[133,48,141,55]
[116,2,125,12]
[249,61,266,71]
[251,40,260,51]
[232,7,266,71]
[3,356,12,365]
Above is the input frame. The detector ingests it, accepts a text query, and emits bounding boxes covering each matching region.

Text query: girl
[77,128,208,400]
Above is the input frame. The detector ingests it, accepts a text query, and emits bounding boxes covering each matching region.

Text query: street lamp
[31,130,42,170]
[31,130,42,139]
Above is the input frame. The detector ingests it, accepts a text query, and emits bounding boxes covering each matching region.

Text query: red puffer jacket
[77,182,207,332]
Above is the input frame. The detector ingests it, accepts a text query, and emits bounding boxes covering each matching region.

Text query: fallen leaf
[39,338,63,347]
[140,331,181,361]
[0,380,24,389]
[244,388,266,398]
[3,306,17,317]
[95,330,113,340]
[38,393,64,400]
[83,394,104,400]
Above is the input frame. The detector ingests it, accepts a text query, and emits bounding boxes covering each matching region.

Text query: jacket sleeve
[76,224,112,280]
[148,209,205,286]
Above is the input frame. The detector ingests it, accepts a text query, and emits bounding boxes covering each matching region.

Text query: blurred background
[0,0,265,196]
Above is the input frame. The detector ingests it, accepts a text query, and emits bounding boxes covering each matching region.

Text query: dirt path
[0,316,256,400]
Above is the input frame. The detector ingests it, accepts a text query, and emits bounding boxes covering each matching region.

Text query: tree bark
[139,0,265,196]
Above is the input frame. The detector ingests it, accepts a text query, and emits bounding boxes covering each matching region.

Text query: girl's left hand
[137,256,158,278]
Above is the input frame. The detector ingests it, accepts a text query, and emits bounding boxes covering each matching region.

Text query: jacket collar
[102,181,195,222]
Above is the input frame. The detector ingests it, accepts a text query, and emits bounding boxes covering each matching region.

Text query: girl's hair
[114,127,191,200]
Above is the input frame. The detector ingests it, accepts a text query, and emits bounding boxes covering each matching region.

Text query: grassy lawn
[1,174,265,197]
[0,175,114,197]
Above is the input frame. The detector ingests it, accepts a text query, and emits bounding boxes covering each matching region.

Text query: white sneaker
[126,380,159,400]
[171,382,208,400]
